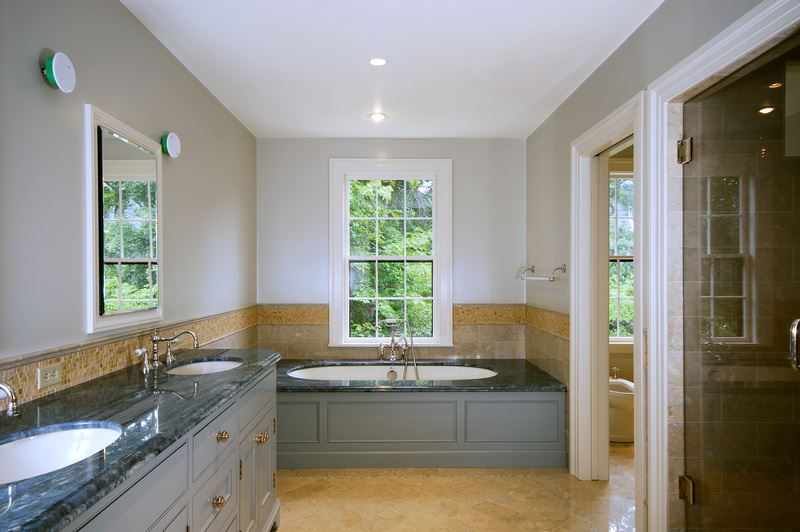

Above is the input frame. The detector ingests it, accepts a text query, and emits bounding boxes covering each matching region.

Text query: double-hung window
[329,159,452,346]
[609,171,634,340]
[700,176,751,341]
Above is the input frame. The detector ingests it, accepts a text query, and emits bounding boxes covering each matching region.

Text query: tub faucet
[378,327,405,362]
[377,319,419,380]
[0,381,19,417]
[150,329,200,369]
[610,367,620,379]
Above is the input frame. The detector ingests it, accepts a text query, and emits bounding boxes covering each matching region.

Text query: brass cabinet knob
[255,432,269,445]
[211,495,226,510]
[215,430,230,443]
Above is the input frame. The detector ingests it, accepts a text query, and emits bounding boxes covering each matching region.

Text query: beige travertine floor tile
[277,443,636,531]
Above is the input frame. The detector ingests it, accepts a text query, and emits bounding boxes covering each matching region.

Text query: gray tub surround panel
[277,359,566,467]
[0,348,280,531]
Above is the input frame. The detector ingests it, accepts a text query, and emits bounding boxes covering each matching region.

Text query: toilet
[609,375,635,443]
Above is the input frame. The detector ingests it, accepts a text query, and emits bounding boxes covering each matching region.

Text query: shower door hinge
[677,137,693,164]
[679,475,696,505]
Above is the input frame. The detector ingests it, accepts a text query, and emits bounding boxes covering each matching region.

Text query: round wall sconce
[161,132,181,158]
[42,51,76,93]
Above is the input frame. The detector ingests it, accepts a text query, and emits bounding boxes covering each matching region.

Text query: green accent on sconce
[44,55,58,87]
[161,132,181,158]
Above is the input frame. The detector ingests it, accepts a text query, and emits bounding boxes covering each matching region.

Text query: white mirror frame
[84,104,164,333]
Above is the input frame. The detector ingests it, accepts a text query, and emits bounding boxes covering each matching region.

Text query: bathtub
[276,359,567,468]
[288,364,497,381]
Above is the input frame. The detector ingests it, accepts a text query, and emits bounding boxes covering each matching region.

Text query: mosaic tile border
[1,306,259,406]
[524,305,570,339]
[1,303,571,406]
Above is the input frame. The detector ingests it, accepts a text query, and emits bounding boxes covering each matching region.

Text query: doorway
[601,137,637,499]
[569,93,646,530]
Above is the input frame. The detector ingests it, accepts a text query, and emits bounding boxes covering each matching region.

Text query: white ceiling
[122,0,663,139]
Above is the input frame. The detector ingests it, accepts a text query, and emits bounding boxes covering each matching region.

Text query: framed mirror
[84,105,163,332]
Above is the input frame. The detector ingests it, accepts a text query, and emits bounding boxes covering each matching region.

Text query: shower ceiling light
[369,58,387,67]
[369,112,387,122]
[759,106,775,114]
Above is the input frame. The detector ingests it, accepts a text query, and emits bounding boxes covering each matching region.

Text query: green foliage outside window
[347,179,434,338]
[102,179,158,313]
[609,176,634,338]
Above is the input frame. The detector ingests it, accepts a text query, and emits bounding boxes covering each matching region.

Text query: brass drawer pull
[211,495,226,510]
[255,432,269,445]
[215,430,230,443]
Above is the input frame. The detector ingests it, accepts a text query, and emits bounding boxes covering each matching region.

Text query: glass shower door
[682,35,800,529]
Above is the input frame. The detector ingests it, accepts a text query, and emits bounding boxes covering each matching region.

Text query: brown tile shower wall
[678,43,800,529]
[0,307,259,407]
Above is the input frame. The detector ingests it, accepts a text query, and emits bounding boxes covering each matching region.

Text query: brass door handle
[215,430,230,443]
[255,432,269,445]
[211,495,226,510]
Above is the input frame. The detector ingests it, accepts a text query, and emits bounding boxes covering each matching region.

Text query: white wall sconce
[42,51,76,94]
[160,132,181,158]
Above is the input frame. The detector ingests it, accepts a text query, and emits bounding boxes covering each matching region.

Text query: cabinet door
[257,407,277,530]
[158,505,188,532]
[239,421,258,532]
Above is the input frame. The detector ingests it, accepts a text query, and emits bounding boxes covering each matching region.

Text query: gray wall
[257,139,526,304]
[525,0,760,313]
[0,0,257,358]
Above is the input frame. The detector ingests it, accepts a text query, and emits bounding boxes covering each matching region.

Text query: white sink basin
[167,360,243,376]
[0,422,122,484]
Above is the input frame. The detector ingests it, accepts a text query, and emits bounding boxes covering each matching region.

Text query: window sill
[328,342,454,348]
[88,308,162,334]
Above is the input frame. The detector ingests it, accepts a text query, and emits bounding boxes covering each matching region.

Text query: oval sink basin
[167,359,243,376]
[0,421,122,485]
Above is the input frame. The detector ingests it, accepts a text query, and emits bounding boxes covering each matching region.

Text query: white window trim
[329,158,453,347]
[84,104,164,333]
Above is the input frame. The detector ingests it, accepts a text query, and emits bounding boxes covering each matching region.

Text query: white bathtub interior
[287,364,498,382]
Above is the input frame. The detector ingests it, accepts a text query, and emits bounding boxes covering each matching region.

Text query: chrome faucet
[149,329,200,373]
[0,381,19,416]
[377,319,419,380]
[378,327,406,362]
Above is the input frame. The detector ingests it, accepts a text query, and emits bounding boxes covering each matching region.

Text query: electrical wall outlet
[36,363,62,390]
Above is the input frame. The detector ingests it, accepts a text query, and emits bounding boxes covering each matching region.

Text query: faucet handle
[135,348,152,374]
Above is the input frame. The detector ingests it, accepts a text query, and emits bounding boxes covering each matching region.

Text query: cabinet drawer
[193,406,236,480]
[238,371,275,433]
[82,444,188,531]
[192,449,237,532]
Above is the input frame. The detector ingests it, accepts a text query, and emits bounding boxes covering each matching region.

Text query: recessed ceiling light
[759,106,775,114]
[369,58,387,67]
[369,112,387,122]
[768,82,783,89]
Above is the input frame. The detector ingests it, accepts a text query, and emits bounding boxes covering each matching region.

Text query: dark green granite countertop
[277,359,566,392]
[0,348,280,531]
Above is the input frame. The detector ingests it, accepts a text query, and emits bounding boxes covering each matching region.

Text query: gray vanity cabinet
[161,506,189,532]
[239,408,276,532]
[77,369,279,532]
